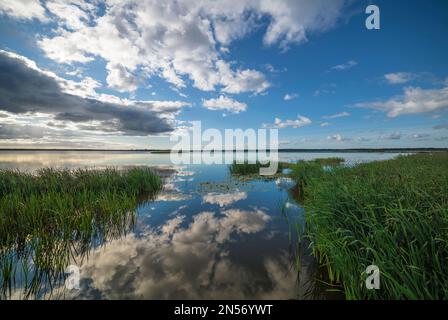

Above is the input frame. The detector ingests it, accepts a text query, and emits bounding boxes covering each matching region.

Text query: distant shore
[0,148,447,153]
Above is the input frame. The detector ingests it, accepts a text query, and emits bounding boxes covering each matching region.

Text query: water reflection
[0,151,406,300]
[0,184,149,300]
[202,191,247,207]
[0,151,165,170]
[71,209,294,299]
[65,164,317,300]
[0,150,406,171]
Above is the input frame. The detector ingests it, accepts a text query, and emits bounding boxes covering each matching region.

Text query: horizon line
[0,147,447,153]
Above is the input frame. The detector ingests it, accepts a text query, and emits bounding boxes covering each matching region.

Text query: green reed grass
[229,161,288,176]
[229,158,343,178]
[0,167,162,299]
[307,157,345,166]
[289,153,448,299]
[229,161,266,175]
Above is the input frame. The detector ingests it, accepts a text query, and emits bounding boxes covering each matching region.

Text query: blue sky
[0,0,447,149]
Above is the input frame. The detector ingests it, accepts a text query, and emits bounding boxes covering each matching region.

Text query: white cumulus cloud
[356,86,448,117]
[283,93,299,101]
[330,60,357,71]
[322,111,350,119]
[0,0,352,94]
[327,134,345,142]
[203,96,247,113]
[384,72,417,84]
[264,115,311,129]
[0,0,47,21]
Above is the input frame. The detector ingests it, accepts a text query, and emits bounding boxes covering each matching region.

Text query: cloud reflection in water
[73,208,299,299]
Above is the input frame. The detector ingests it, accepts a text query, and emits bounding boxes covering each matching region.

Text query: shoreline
[0,148,447,153]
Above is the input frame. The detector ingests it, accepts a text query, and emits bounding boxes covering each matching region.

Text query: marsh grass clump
[287,158,344,201]
[289,162,325,188]
[228,158,343,181]
[229,161,266,175]
[290,153,448,299]
[0,167,162,299]
[308,157,345,166]
[229,161,291,177]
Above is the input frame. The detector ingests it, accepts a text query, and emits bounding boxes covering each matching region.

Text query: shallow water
[0,151,407,299]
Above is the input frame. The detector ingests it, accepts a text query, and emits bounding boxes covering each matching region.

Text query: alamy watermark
[65,265,80,290]
[365,5,380,30]
[169,121,279,175]
[365,265,380,290]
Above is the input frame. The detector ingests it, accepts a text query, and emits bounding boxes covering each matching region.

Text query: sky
[0,0,447,149]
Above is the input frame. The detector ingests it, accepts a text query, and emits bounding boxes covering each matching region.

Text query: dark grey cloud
[0,124,46,139]
[0,51,178,136]
[0,121,82,140]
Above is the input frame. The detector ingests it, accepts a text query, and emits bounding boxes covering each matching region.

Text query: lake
[0,150,408,299]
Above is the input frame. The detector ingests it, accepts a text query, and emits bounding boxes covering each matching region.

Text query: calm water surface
[0,151,407,299]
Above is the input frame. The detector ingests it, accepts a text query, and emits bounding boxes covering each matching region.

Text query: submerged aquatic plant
[0,167,162,299]
[289,153,448,299]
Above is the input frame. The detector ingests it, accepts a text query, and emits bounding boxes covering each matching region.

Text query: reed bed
[307,157,345,166]
[289,153,448,299]
[229,158,344,177]
[228,161,291,176]
[0,167,162,299]
[229,161,266,175]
